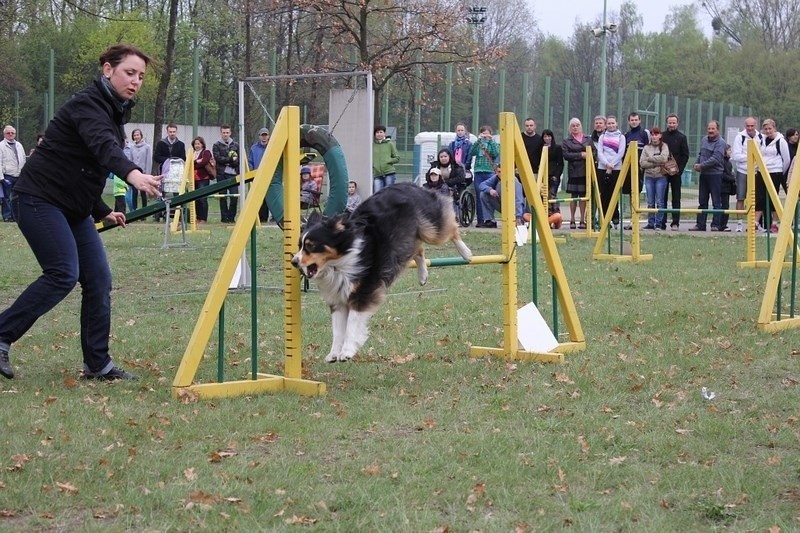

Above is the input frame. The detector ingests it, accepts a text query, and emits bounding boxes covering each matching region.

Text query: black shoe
[82,366,138,381]
[688,225,705,231]
[482,220,498,228]
[644,224,655,230]
[475,221,486,228]
[0,347,14,379]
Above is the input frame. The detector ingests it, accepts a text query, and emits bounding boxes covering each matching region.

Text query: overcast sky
[531,0,711,39]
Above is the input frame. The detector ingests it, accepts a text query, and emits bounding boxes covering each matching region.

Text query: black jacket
[662,129,690,174]
[522,132,544,173]
[154,137,186,172]
[546,143,564,178]
[15,78,140,221]
[426,161,465,189]
[212,139,240,176]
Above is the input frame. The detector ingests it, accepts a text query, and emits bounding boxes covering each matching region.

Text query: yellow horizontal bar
[552,341,586,353]
[469,345,564,363]
[593,254,654,262]
[738,260,779,269]
[172,375,326,399]
[758,316,800,332]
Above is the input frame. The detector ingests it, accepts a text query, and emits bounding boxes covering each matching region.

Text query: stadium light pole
[466,5,487,135]
[591,0,617,116]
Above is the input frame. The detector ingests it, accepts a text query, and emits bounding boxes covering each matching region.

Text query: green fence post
[498,68,505,116]
[563,79,571,139]
[543,76,551,130]
[582,81,590,130]
[472,69,480,135]
[444,64,452,131]
[522,72,529,120]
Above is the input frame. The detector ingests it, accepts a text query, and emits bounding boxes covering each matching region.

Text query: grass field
[0,219,799,531]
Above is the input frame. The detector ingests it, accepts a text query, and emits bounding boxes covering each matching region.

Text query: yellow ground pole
[568,149,602,240]
[738,141,800,269]
[592,142,652,262]
[535,148,566,244]
[757,158,800,331]
[469,112,585,362]
[169,148,210,234]
[172,106,325,400]
[169,155,197,233]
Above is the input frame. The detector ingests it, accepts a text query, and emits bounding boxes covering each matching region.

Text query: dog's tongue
[307,264,318,278]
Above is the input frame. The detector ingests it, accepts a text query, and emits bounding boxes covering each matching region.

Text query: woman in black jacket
[0,44,162,382]
[542,129,563,217]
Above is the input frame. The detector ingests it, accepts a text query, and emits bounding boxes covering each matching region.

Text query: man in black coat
[662,113,691,230]
[521,118,544,176]
[212,125,241,223]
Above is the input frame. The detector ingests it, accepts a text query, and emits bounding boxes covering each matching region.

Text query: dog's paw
[418,267,428,286]
[325,352,340,363]
[338,350,356,362]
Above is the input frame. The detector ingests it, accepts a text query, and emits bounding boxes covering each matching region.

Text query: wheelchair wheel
[459,189,475,227]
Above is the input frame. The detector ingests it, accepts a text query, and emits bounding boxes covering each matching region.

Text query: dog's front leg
[326,306,349,363]
[414,252,428,285]
[339,309,375,361]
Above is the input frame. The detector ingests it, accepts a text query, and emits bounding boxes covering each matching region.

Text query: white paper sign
[517,302,559,353]
[515,224,528,246]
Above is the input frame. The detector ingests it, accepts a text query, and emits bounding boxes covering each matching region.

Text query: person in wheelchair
[426,148,466,202]
[423,167,451,196]
[300,165,321,209]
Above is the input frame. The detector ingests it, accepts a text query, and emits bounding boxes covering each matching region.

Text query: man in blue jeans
[477,164,525,228]
[0,126,26,221]
[689,121,726,231]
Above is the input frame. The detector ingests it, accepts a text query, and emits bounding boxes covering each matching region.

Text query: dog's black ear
[306,211,325,227]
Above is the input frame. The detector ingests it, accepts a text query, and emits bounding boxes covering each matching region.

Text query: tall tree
[152,0,179,154]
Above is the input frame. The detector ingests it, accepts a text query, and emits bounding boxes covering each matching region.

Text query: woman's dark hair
[437,147,453,164]
[542,129,555,139]
[99,44,152,67]
[786,128,798,139]
[373,125,386,135]
[192,136,206,150]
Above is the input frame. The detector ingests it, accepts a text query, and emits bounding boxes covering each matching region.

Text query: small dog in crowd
[291,183,473,362]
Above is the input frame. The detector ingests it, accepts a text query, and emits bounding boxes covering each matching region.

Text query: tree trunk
[152,0,178,170]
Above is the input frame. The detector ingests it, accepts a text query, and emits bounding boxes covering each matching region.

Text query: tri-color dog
[291,183,473,362]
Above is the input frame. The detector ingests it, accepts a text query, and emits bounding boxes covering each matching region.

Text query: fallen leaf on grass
[608,456,627,466]
[362,462,381,476]
[285,515,317,525]
[577,436,590,456]
[768,455,781,465]
[184,468,197,481]
[675,429,692,435]
[0,510,16,517]
[251,432,279,444]
[209,450,238,463]
[391,353,416,364]
[189,490,220,505]
[417,419,436,430]
[56,481,78,494]
[8,454,30,471]
[176,388,199,404]
[554,373,574,385]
